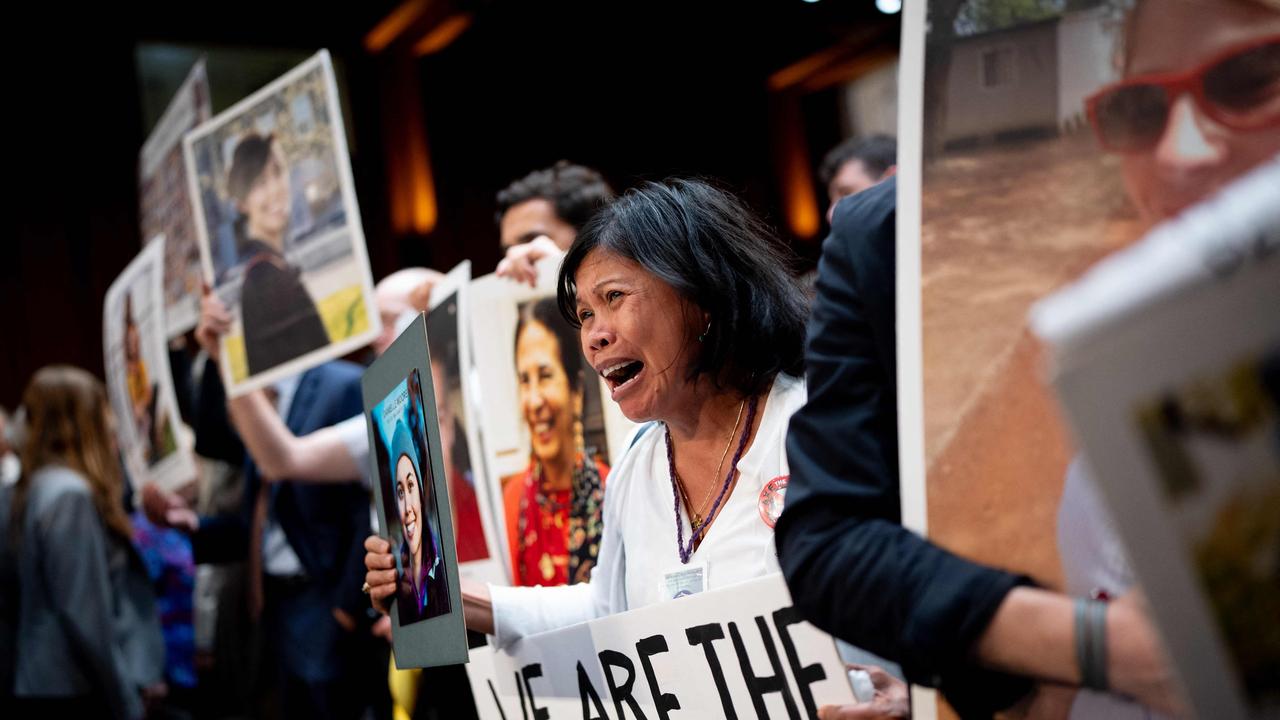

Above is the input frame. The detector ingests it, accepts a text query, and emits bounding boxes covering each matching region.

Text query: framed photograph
[468,259,635,587]
[103,237,197,491]
[184,49,380,396]
[363,312,468,668]
[139,58,211,338]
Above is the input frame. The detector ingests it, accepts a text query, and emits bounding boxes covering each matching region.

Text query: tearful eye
[607,290,623,302]
[578,309,593,322]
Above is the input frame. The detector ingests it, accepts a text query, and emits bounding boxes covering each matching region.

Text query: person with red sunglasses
[777,2,1275,720]
[1060,2,1280,719]
[1087,5,1280,225]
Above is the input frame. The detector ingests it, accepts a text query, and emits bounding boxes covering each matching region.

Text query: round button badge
[758,475,789,529]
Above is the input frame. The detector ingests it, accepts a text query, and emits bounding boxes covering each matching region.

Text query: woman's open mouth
[600,360,645,400]
[531,418,556,446]
[404,519,416,543]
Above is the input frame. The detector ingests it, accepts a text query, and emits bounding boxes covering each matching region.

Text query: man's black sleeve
[775,178,1035,717]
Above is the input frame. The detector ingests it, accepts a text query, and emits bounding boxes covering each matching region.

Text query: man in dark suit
[776,178,1037,717]
[145,360,374,719]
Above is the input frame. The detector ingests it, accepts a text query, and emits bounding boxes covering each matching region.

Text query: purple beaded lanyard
[666,395,759,564]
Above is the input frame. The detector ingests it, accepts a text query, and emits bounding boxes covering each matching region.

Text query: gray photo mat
[361,312,469,668]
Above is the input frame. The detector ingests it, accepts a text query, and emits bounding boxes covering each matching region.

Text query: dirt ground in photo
[922,131,1144,586]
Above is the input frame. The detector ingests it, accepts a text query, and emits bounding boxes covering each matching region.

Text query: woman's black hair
[556,178,807,397]
[514,296,584,395]
[226,133,280,256]
[226,133,275,203]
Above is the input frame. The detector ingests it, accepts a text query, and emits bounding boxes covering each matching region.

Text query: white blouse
[1058,458,1169,720]
[490,374,806,648]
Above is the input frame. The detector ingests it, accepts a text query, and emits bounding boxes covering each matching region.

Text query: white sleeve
[489,582,596,648]
[489,451,631,648]
[1057,457,1134,598]
[333,414,372,489]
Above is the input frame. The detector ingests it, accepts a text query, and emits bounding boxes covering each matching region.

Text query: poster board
[103,237,197,491]
[362,312,469,668]
[468,257,635,585]
[467,574,856,720]
[139,58,211,338]
[185,49,379,396]
[905,1,1133,592]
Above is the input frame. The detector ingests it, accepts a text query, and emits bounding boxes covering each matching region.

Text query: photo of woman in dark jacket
[225,132,330,376]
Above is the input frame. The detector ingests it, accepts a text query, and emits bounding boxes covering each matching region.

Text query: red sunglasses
[1086,34,1280,153]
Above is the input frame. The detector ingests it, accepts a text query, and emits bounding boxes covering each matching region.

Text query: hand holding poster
[467,573,856,720]
[139,58,211,338]
[103,237,197,491]
[185,50,380,396]
[1033,159,1280,720]
[363,312,469,668]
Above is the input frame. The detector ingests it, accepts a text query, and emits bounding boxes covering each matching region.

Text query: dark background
[2,0,898,409]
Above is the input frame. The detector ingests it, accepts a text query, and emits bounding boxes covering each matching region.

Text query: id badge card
[662,562,708,599]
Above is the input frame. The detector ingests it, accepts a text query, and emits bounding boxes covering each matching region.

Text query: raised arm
[226,391,361,482]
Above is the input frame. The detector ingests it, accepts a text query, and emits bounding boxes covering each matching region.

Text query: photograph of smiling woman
[369,366,452,626]
[502,297,609,587]
[183,51,380,396]
[225,132,331,376]
[390,415,450,623]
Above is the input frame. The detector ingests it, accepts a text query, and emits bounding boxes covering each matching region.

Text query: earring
[698,319,712,343]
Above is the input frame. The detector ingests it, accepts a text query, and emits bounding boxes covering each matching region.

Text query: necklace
[674,398,746,530]
[532,462,571,516]
[666,394,759,564]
